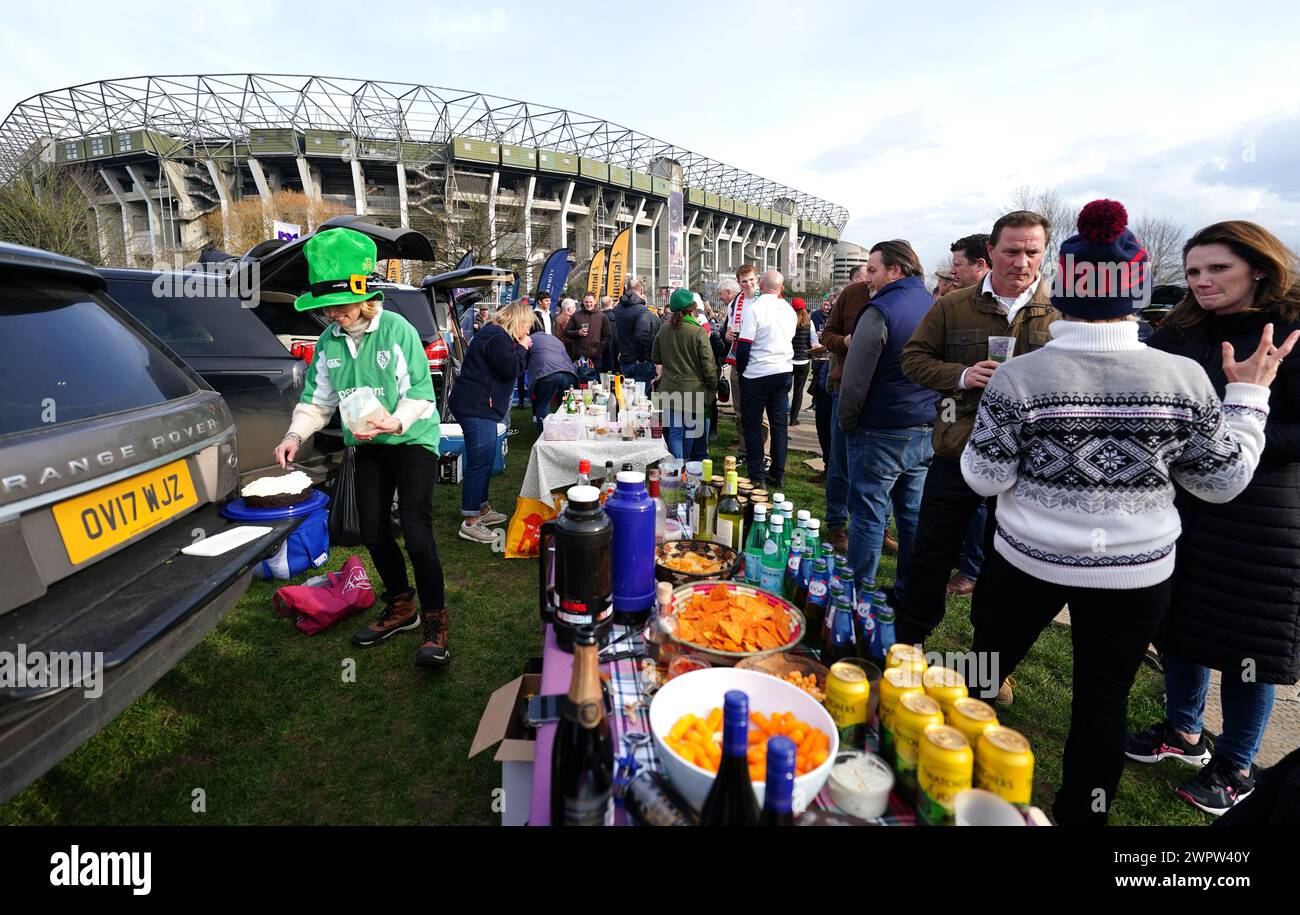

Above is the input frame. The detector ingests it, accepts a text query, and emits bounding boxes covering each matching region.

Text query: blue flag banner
[537,248,573,315]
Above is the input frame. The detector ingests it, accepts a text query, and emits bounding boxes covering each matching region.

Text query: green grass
[0,409,1210,825]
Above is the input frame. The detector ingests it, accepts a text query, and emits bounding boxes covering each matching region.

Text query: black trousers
[354,443,446,614]
[896,455,992,646]
[740,371,791,486]
[789,362,810,425]
[812,380,832,462]
[970,550,1170,826]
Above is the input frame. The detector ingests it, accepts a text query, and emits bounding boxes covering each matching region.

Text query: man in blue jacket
[836,240,936,603]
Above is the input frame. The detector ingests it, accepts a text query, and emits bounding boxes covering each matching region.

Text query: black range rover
[0,241,299,803]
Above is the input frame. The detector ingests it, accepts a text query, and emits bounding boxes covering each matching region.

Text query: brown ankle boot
[350,590,420,647]
[415,608,450,667]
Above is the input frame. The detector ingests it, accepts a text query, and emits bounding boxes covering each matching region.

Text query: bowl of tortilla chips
[655,540,743,585]
[661,581,805,667]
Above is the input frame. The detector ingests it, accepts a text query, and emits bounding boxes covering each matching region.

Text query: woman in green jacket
[273,228,449,667]
[652,288,717,461]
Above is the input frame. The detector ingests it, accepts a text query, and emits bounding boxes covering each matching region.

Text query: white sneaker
[479,508,508,526]
[458,520,497,544]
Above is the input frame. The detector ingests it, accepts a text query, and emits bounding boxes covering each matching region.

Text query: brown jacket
[564,307,611,362]
[821,281,872,390]
[901,278,1059,459]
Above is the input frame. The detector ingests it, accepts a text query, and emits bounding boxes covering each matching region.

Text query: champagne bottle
[550,627,614,825]
[760,736,797,826]
[700,690,760,826]
[743,505,769,585]
[715,471,744,551]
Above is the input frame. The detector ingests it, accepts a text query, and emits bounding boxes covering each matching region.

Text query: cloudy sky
[3,0,1297,273]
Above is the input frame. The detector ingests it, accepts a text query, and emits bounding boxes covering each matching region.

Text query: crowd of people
[274,200,1300,825]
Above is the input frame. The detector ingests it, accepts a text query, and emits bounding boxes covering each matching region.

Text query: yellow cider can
[948,697,999,748]
[886,643,928,674]
[917,725,974,826]
[825,661,870,748]
[922,666,969,718]
[975,725,1035,807]
[892,691,944,798]
[879,667,925,762]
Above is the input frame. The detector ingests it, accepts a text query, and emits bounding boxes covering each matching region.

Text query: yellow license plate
[52,459,197,565]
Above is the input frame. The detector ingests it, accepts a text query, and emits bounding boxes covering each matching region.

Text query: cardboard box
[470,664,543,826]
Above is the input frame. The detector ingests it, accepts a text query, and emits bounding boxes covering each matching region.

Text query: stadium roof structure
[0,73,849,228]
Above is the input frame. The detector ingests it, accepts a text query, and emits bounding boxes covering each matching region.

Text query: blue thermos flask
[604,470,656,623]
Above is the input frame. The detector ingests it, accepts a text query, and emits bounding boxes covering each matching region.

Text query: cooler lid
[221,487,329,521]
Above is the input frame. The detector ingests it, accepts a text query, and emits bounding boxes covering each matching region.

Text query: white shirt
[957,274,1043,390]
[738,293,796,379]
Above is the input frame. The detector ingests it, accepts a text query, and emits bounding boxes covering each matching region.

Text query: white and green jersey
[301,306,440,453]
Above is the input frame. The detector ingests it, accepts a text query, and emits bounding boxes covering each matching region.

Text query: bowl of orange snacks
[662,581,804,667]
[654,540,742,585]
[649,667,839,813]
[737,653,830,702]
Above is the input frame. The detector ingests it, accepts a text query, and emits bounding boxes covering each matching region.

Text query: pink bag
[273,554,376,635]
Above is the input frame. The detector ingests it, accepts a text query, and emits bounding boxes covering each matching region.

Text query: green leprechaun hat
[293,227,386,311]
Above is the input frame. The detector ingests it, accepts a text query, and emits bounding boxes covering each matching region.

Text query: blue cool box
[222,488,330,579]
[438,423,509,476]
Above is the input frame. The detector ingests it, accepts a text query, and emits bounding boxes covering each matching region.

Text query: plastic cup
[954,789,1026,826]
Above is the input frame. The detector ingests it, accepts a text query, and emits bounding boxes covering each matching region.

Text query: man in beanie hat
[897,210,1058,663]
[274,227,451,667]
[652,287,717,460]
[958,199,1296,825]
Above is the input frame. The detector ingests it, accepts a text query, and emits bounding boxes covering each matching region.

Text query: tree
[1131,213,1187,286]
[204,190,349,257]
[1003,185,1078,273]
[0,164,101,264]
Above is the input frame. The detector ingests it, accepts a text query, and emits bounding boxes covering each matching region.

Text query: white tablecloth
[520,438,673,506]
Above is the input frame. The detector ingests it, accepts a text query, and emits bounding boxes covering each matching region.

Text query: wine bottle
[697,458,718,539]
[700,690,760,826]
[550,626,614,825]
[715,471,744,551]
[760,736,797,826]
[743,505,768,586]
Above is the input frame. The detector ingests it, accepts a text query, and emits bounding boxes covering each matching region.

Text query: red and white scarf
[724,292,746,365]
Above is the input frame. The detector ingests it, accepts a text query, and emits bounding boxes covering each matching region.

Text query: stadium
[0,73,849,295]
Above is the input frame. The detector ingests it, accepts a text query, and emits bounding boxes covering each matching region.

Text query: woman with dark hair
[652,288,717,461]
[1128,220,1300,816]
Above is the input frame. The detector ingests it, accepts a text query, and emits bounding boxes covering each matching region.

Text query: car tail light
[291,341,316,363]
[425,338,449,373]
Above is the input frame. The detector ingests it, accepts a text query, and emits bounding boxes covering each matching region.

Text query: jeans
[825,390,849,529]
[1164,655,1277,772]
[664,412,710,462]
[970,550,1169,826]
[789,362,810,425]
[896,455,989,647]
[845,426,932,601]
[459,416,500,517]
[354,443,446,612]
[740,371,791,485]
[531,371,576,430]
[619,359,657,387]
[957,500,989,581]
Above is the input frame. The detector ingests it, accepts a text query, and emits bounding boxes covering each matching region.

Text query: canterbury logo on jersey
[326,358,342,369]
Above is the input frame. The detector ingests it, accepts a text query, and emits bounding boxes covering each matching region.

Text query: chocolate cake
[240,470,315,510]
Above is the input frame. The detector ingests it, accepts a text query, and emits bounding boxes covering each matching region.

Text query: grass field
[0,408,1211,826]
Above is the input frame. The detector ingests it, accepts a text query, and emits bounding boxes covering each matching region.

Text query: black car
[0,241,299,803]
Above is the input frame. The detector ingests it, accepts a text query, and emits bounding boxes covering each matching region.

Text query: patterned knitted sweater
[960,320,1270,589]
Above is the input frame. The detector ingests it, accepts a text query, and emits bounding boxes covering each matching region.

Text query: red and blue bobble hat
[1052,199,1150,319]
